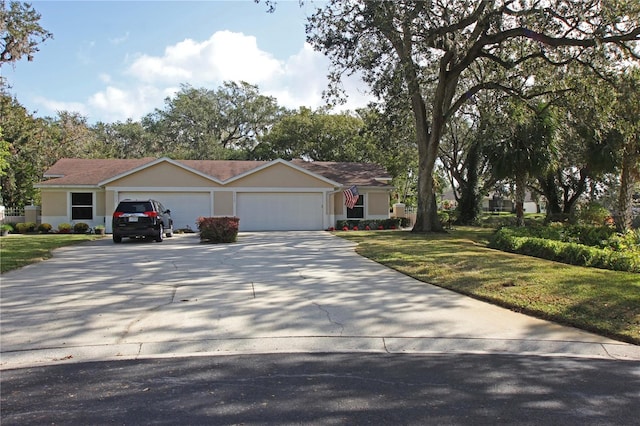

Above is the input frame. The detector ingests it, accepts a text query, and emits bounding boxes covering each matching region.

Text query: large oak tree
[306,0,640,232]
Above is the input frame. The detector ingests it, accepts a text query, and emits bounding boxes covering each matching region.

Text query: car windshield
[117,202,152,213]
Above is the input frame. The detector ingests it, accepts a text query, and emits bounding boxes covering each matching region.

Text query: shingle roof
[40,158,157,185]
[291,160,391,187]
[38,158,392,187]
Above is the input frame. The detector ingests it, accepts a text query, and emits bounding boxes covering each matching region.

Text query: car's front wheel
[113,235,122,243]
[155,224,164,242]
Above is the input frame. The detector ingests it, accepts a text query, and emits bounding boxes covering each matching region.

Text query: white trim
[68,190,96,223]
[106,186,218,192]
[35,184,99,189]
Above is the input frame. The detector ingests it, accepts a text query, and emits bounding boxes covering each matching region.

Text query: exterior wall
[109,162,220,187]
[367,192,390,216]
[333,193,344,216]
[96,190,106,217]
[41,191,67,216]
[40,189,106,230]
[230,163,332,188]
[213,191,234,216]
[334,189,390,222]
[105,190,117,222]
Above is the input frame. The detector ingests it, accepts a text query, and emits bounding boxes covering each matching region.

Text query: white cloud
[127,30,283,85]
[74,31,374,122]
[33,96,87,117]
[98,73,112,84]
[109,32,130,45]
[88,85,165,123]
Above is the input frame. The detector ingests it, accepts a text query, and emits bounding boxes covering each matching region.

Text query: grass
[336,227,640,345]
[0,234,104,273]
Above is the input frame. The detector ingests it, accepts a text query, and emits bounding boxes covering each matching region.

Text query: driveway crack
[313,302,344,336]
[117,284,179,344]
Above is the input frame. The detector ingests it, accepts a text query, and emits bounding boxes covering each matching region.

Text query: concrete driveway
[1,232,638,369]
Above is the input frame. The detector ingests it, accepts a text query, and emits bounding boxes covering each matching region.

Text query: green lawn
[337,227,640,345]
[0,234,104,273]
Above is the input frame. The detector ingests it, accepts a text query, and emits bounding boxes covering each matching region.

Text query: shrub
[489,228,640,273]
[197,216,239,243]
[38,223,53,234]
[1,223,13,234]
[15,222,37,233]
[577,202,611,226]
[438,211,449,226]
[58,223,72,233]
[336,218,403,230]
[73,222,90,234]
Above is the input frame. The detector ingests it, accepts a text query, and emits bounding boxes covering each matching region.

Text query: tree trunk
[515,173,526,227]
[412,121,446,232]
[616,149,639,232]
[456,140,482,225]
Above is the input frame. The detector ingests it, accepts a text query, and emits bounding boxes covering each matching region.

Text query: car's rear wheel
[113,235,122,243]
[155,224,164,242]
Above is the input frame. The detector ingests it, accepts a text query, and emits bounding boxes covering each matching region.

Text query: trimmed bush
[197,216,239,243]
[336,218,403,230]
[15,222,37,233]
[490,228,640,273]
[38,223,53,234]
[73,222,90,234]
[58,223,72,233]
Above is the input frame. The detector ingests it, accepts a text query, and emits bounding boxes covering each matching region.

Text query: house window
[346,195,364,219]
[71,192,93,220]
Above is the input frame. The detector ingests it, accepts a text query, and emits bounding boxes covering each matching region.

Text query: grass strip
[336,227,640,345]
[0,234,104,273]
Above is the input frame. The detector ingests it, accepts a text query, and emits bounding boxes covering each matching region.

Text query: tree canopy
[0,0,52,65]
[306,0,640,232]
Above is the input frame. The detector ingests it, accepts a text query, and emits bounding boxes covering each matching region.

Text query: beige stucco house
[36,157,394,233]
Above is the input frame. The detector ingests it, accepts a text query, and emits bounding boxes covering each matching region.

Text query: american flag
[344,185,359,209]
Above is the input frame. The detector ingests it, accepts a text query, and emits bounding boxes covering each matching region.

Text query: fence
[0,206,38,225]
[3,207,25,217]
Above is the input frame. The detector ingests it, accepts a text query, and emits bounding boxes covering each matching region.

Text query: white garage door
[237,192,323,231]
[118,192,211,231]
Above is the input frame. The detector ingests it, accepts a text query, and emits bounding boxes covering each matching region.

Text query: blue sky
[2,0,371,124]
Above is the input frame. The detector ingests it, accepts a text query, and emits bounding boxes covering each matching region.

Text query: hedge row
[336,218,408,230]
[489,228,640,273]
[10,222,92,234]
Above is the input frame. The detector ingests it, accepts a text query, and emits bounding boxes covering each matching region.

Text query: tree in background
[0,0,52,65]
[306,0,640,232]
[143,82,283,160]
[253,107,377,162]
[90,119,153,159]
[485,101,557,226]
[0,92,46,207]
[612,68,640,232]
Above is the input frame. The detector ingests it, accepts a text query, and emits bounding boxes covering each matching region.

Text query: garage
[118,192,211,231]
[236,192,324,231]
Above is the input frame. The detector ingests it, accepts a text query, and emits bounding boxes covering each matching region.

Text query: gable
[107,161,221,187]
[228,162,334,188]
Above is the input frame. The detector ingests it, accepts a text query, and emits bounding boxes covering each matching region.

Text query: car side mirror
[165,209,171,214]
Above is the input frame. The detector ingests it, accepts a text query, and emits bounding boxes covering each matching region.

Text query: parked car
[112,199,173,243]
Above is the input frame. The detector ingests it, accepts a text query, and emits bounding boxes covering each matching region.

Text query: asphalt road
[2,353,639,425]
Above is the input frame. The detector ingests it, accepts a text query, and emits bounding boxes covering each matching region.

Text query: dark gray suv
[112,199,174,243]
